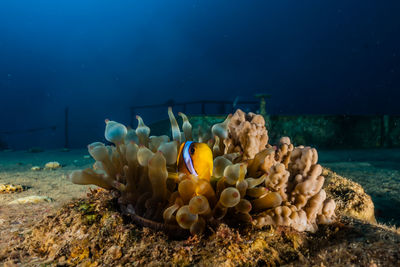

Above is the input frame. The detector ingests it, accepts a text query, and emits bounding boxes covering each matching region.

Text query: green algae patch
[77,200,100,225]
[78,202,95,214]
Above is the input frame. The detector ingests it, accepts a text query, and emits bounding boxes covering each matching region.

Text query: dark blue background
[0,0,399,149]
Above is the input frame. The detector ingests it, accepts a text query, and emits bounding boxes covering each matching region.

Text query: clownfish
[177,141,213,181]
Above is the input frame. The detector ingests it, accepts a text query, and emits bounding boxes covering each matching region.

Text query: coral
[70,108,336,236]
[264,163,289,200]
[224,109,269,159]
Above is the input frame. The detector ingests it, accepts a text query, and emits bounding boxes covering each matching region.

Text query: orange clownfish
[177,141,213,181]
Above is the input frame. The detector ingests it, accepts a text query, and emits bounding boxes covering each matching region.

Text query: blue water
[0,0,399,149]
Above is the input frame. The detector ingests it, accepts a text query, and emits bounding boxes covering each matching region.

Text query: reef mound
[323,168,376,224]
[2,109,397,266]
[68,109,339,236]
[2,170,399,266]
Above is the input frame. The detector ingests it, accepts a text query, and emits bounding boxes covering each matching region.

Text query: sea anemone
[70,108,336,237]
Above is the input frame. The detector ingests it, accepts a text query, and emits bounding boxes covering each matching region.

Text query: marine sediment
[1,173,398,266]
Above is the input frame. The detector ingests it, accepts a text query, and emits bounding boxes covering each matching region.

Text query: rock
[44,161,61,170]
[2,189,398,266]
[31,166,41,171]
[3,260,18,267]
[323,168,376,223]
[105,246,122,260]
[8,196,53,205]
[0,184,24,194]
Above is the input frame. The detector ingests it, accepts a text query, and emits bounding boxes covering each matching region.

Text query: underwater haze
[2,2,400,265]
[0,0,400,149]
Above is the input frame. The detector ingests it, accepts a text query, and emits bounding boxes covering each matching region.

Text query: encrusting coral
[70,108,336,236]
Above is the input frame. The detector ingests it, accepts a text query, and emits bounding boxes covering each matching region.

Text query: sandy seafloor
[319,149,400,225]
[0,148,399,256]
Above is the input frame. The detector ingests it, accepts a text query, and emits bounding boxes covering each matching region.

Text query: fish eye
[190,147,195,154]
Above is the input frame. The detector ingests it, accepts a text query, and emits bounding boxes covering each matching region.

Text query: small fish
[177,141,213,180]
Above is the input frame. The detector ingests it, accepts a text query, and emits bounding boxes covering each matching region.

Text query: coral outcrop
[2,188,397,266]
[323,168,376,223]
[70,109,336,236]
[223,109,269,159]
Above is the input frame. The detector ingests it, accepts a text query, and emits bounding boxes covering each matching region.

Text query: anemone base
[119,204,189,239]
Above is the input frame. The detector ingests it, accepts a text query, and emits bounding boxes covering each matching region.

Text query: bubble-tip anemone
[70,108,336,237]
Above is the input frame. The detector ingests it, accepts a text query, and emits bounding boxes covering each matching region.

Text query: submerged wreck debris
[70,109,336,236]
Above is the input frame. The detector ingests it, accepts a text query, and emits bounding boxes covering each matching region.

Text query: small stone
[44,161,61,170]
[3,260,18,267]
[106,245,122,260]
[8,195,53,205]
[31,166,41,171]
[0,184,24,193]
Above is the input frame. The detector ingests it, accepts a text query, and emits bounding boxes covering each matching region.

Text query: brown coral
[224,109,269,159]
